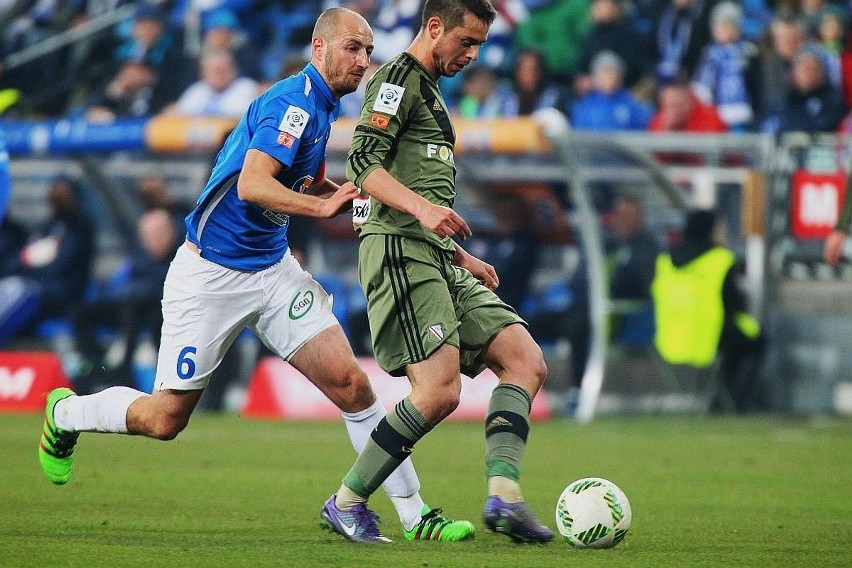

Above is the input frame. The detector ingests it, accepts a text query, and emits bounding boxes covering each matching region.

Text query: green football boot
[403,506,475,541]
[38,387,79,485]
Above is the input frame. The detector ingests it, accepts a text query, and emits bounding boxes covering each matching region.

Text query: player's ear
[427,16,443,39]
[312,36,324,59]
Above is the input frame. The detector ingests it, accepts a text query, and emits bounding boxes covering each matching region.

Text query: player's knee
[148,414,189,441]
[335,367,375,413]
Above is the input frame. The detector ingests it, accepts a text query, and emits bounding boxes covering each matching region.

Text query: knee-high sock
[342,397,432,500]
[342,398,425,528]
[53,387,146,433]
[485,383,532,481]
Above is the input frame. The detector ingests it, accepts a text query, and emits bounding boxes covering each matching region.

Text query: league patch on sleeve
[279,105,309,138]
[369,113,390,130]
[372,83,404,115]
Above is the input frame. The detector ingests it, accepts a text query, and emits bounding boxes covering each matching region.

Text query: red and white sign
[0,351,70,412]
[243,356,550,422]
[790,170,847,240]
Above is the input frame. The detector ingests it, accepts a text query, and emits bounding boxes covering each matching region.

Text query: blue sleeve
[249,95,308,168]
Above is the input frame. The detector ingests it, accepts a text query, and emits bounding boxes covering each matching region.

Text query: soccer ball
[555,477,632,549]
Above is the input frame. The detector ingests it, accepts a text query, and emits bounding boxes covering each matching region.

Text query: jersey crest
[373,83,405,115]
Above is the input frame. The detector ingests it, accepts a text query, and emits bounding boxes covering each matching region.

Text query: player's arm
[452,241,498,290]
[358,168,471,239]
[823,175,852,266]
[238,149,359,219]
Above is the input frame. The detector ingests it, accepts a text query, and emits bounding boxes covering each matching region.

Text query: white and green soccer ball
[555,477,632,549]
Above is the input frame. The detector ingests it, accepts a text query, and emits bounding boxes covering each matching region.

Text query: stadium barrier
[0,351,71,412]
[243,356,551,422]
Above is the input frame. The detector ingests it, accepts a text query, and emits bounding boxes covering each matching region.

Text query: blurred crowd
[0,0,851,134]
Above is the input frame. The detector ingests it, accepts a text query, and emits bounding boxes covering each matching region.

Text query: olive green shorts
[358,234,525,377]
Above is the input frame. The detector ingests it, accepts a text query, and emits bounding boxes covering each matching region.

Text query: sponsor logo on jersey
[279,105,309,138]
[352,194,371,226]
[369,113,390,130]
[293,174,314,193]
[263,210,290,227]
[277,132,295,148]
[289,290,315,320]
[428,324,444,340]
[373,83,404,115]
[426,143,454,163]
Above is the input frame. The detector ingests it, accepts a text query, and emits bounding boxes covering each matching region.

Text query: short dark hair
[421,0,497,31]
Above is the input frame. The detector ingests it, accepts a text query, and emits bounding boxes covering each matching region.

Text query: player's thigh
[155,247,261,391]
[253,253,339,360]
[453,265,527,377]
[359,235,461,376]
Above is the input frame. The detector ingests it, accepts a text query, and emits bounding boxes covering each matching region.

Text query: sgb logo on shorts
[289,290,314,319]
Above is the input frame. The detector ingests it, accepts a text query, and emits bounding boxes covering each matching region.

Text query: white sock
[54,387,146,433]
[342,397,425,529]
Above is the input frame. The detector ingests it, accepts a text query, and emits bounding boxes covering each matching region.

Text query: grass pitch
[2,412,851,567]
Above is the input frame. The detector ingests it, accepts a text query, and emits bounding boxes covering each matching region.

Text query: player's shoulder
[262,73,317,111]
[372,53,423,88]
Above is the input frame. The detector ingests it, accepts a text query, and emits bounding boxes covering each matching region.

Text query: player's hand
[320,181,361,218]
[823,230,847,266]
[455,247,499,290]
[420,204,472,240]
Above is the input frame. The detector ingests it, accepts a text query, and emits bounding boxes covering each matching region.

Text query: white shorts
[154,245,338,391]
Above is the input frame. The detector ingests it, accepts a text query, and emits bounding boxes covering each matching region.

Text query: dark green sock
[485,383,532,481]
[343,397,432,497]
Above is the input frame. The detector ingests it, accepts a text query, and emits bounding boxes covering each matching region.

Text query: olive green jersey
[346,52,457,254]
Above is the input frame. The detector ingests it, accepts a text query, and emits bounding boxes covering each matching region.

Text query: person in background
[691,1,760,131]
[529,192,659,410]
[198,8,262,82]
[652,209,765,412]
[822,176,852,266]
[757,16,806,121]
[650,0,716,85]
[37,7,473,545]
[574,0,653,98]
[571,51,654,131]
[649,81,729,132]
[160,49,259,117]
[761,47,845,134]
[70,208,179,394]
[502,49,571,117]
[0,127,10,220]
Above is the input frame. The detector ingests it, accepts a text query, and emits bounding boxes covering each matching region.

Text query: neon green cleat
[403,506,475,542]
[38,387,79,485]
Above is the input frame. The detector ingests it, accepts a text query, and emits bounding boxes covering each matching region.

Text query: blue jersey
[186,63,340,271]
[0,128,10,220]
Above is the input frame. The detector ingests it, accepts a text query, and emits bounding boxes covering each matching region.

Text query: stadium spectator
[650,0,717,85]
[652,208,765,412]
[500,48,571,117]
[455,65,513,118]
[761,47,846,134]
[197,8,262,82]
[0,175,96,342]
[529,192,660,411]
[757,16,807,120]
[691,2,761,131]
[574,0,654,97]
[0,128,9,220]
[70,208,179,394]
[38,7,475,544]
[80,3,193,120]
[649,82,729,132]
[815,5,849,99]
[160,49,259,117]
[571,51,654,131]
[513,0,590,84]
[370,0,421,64]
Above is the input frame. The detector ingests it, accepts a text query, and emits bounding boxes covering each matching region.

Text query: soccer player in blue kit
[38,7,474,543]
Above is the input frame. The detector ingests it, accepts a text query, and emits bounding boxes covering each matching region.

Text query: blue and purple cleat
[483,495,554,543]
[320,494,392,543]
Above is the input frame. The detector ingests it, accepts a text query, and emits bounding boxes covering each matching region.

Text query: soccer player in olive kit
[38,7,474,543]
[320,0,554,543]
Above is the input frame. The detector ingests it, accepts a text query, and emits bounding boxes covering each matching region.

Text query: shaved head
[313,7,369,42]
